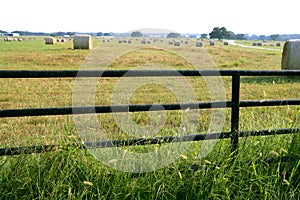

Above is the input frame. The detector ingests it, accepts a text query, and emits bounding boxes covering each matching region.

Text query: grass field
[0,37,299,199]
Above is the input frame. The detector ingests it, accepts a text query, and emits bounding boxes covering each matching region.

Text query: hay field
[0,37,299,199]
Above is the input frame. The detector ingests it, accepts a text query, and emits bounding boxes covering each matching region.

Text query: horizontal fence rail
[0,70,300,156]
[1,100,300,118]
[1,69,300,78]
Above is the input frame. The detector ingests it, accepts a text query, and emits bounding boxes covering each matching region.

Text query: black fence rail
[0,70,300,156]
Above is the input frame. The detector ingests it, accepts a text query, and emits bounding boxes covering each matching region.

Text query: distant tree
[228,31,236,39]
[131,31,143,37]
[258,35,267,41]
[209,27,231,40]
[200,34,208,39]
[270,34,280,41]
[167,32,180,38]
[250,34,258,40]
[209,27,221,39]
[236,34,247,40]
[219,27,230,39]
[103,33,110,36]
[97,32,103,36]
[0,30,7,34]
[189,34,197,38]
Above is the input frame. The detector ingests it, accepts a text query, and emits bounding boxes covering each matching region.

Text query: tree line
[1,29,300,41]
[207,27,299,41]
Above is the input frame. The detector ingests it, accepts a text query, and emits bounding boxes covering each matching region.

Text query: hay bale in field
[7,37,13,42]
[169,40,174,45]
[45,37,56,45]
[276,42,281,47]
[174,41,180,46]
[196,41,203,47]
[128,40,132,44]
[185,41,188,44]
[73,35,92,49]
[18,38,23,42]
[253,42,257,46]
[257,42,263,46]
[118,40,123,44]
[224,41,229,45]
[209,40,215,46]
[281,40,300,70]
[141,39,147,44]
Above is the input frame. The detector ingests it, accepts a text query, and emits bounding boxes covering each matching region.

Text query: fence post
[231,73,240,155]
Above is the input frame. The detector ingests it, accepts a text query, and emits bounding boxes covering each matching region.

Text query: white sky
[0,0,299,35]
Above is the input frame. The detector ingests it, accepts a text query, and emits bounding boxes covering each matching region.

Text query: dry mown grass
[0,38,299,200]
[0,38,299,147]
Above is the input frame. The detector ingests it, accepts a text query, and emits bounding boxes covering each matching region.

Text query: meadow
[0,37,299,199]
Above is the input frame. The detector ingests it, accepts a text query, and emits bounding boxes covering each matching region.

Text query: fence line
[0,70,300,156]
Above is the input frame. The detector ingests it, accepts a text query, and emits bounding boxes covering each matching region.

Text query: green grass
[233,40,284,50]
[0,38,299,199]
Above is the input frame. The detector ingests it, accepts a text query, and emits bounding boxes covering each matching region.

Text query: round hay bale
[45,37,56,45]
[118,40,123,44]
[169,40,174,45]
[196,41,203,47]
[128,40,132,44]
[276,42,281,47]
[224,41,229,45]
[73,35,92,49]
[209,41,215,46]
[174,41,180,46]
[141,39,147,44]
[257,42,263,46]
[185,41,188,44]
[253,42,257,46]
[281,40,300,70]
